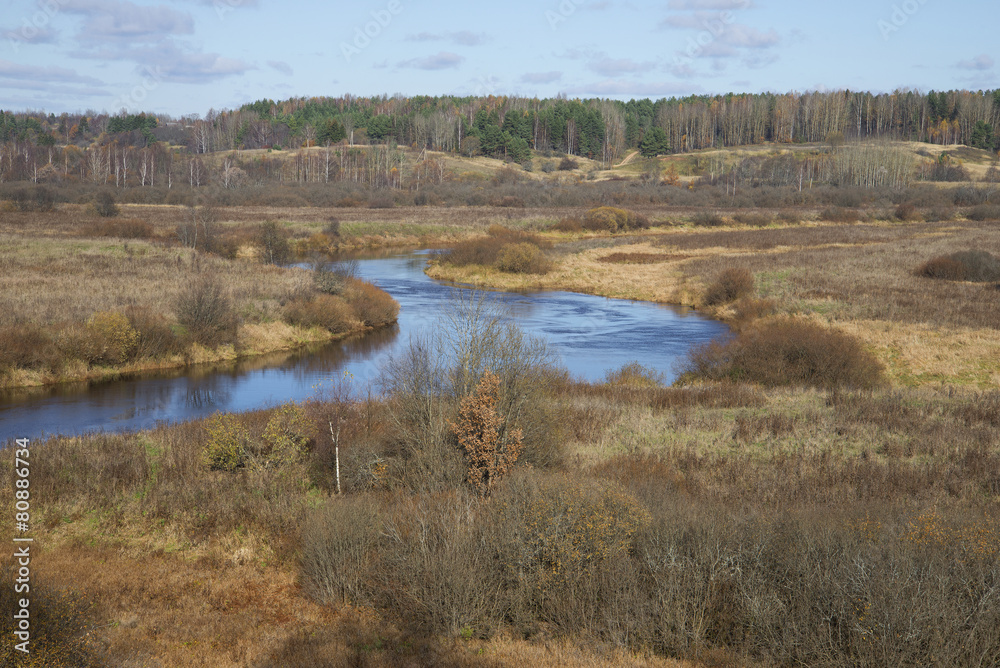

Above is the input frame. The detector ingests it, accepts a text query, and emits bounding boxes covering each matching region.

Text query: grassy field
[0,205,399,388]
[1,173,999,666]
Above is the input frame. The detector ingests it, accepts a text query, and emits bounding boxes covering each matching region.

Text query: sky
[0,0,997,117]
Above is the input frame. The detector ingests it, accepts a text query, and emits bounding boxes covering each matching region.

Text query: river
[0,250,728,442]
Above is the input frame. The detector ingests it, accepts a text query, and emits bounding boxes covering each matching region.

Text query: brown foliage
[685,318,885,390]
[345,280,400,327]
[449,369,524,495]
[173,274,239,347]
[917,250,1000,282]
[703,267,755,306]
[283,294,356,334]
[494,242,553,274]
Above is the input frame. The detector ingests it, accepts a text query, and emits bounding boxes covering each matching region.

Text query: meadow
[1,158,999,666]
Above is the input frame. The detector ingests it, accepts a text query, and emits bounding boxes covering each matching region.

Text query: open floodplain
[1,179,998,666]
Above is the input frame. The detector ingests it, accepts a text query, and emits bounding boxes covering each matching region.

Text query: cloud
[956,54,995,71]
[406,30,489,46]
[60,0,194,44]
[521,71,563,84]
[565,79,701,96]
[1,24,59,46]
[0,59,105,85]
[588,56,655,77]
[668,0,753,8]
[399,51,464,70]
[267,60,293,76]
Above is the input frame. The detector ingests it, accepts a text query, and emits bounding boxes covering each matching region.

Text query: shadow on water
[1,249,727,442]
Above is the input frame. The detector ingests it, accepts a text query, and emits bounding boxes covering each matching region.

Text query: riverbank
[0,208,400,390]
[427,219,1000,388]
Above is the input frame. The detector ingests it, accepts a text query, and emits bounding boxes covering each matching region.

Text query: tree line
[1,89,998,186]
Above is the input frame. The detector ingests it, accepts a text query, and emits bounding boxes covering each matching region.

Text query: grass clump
[683,317,885,390]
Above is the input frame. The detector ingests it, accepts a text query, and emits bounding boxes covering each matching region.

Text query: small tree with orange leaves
[449,369,523,495]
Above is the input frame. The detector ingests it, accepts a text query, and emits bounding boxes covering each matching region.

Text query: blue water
[0,250,728,442]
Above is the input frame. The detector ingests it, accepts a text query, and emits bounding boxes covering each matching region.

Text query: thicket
[682,318,885,390]
[443,226,553,274]
[917,249,1000,282]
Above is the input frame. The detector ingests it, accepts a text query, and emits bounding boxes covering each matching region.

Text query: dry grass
[0,207,402,387]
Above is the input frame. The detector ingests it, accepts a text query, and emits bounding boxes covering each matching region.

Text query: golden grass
[432,219,1000,387]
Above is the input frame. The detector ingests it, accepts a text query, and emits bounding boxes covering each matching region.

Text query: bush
[551,217,583,233]
[966,204,1000,221]
[733,212,772,227]
[86,219,154,239]
[494,242,552,274]
[203,403,312,471]
[174,274,238,347]
[603,362,664,388]
[93,190,119,218]
[582,206,646,233]
[684,318,885,390]
[703,267,755,306]
[444,227,546,268]
[894,202,920,221]
[820,206,859,223]
[301,497,384,605]
[345,280,400,327]
[256,221,291,265]
[85,310,139,365]
[917,250,1000,282]
[691,211,726,227]
[0,324,59,372]
[125,305,182,358]
[558,157,579,171]
[283,294,357,334]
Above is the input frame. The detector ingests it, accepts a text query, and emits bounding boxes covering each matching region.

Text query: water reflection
[1,250,727,442]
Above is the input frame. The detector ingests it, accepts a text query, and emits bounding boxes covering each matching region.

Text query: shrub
[346,281,400,327]
[125,305,182,358]
[93,190,119,217]
[894,202,920,221]
[916,250,1000,282]
[684,318,885,390]
[703,267,755,306]
[88,219,154,239]
[494,242,552,274]
[449,369,524,495]
[202,412,253,471]
[85,310,139,365]
[368,194,395,209]
[558,157,579,171]
[174,274,238,347]
[733,212,772,227]
[820,206,859,223]
[603,362,664,388]
[691,211,726,227]
[203,403,312,471]
[776,210,803,224]
[582,206,646,233]
[0,324,59,372]
[283,294,357,334]
[444,227,546,267]
[551,216,582,233]
[916,256,968,281]
[966,204,1000,221]
[256,221,291,265]
[300,497,384,605]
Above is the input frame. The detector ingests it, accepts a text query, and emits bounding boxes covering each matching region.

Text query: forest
[2,89,999,188]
